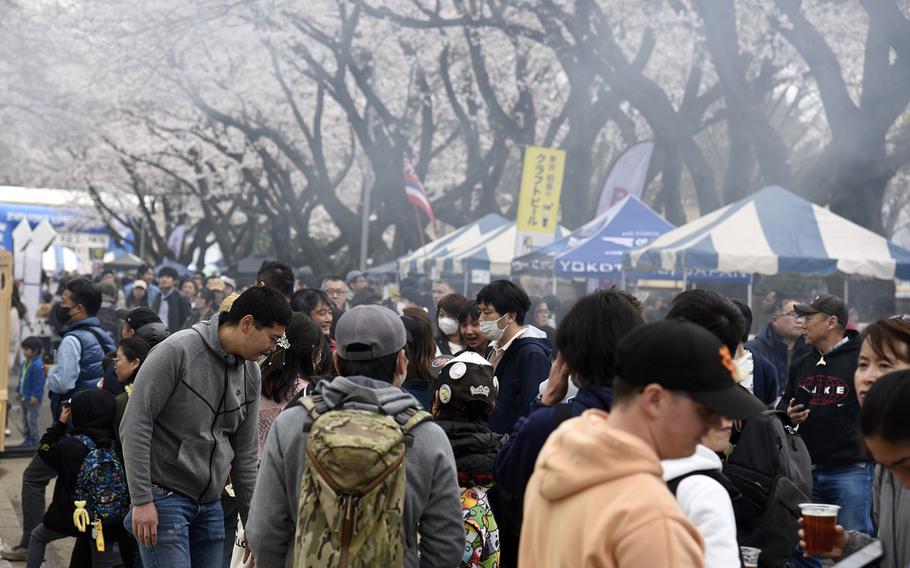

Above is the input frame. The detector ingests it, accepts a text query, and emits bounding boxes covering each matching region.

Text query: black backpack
[723,410,812,568]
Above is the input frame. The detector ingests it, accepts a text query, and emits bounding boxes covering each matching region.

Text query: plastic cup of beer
[799,503,841,556]
[740,546,761,568]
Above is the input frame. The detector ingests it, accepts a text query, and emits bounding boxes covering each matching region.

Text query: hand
[242,535,255,567]
[58,407,72,424]
[29,396,40,407]
[540,353,570,406]
[787,399,810,424]
[131,502,159,548]
[798,517,848,558]
[43,364,53,376]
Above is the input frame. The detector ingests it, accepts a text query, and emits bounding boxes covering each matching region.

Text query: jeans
[27,523,113,568]
[790,462,875,568]
[20,402,40,442]
[125,486,224,568]
[17,454,56,549]
[221,493,238,568]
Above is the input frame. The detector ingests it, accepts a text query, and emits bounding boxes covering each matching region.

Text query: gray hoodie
[842,465,910,568]
[120,314,260,522]
[246,375,464,568]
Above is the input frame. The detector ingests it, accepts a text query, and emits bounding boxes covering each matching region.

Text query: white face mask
[479,314,507,342]
[396,302,407,316]
[438,317,459,336]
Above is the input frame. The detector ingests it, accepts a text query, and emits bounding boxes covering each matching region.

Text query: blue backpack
[72,434,130,522]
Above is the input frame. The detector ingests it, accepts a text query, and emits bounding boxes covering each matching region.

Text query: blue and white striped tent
[398,213,511,277]
[626,186,910,280]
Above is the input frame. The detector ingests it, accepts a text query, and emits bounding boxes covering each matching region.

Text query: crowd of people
[2,259,909,568]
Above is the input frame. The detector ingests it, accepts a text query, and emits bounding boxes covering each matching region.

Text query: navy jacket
[494,384,613,500]
[746,348,780,405]
[746,322,807,391]
[487,330,552,435]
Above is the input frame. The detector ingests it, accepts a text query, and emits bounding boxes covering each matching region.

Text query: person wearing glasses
[747,297,808,386]
[321,275,349,314]
[778,295,872,568]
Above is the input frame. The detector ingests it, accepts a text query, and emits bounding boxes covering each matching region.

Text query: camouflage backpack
[294,391,431,568]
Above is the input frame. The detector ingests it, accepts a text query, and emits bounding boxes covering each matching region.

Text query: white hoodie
[662,445,740,568]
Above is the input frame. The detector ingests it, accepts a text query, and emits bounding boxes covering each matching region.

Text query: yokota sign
[514,146,566,257]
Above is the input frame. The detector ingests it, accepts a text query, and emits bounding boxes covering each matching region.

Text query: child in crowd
[28,389,134,568]
[18,337,46,446]
[432,351,506,568]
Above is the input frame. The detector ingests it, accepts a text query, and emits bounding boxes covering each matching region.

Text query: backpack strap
[300,394,324,422]
[398,408,433,434]
[72,433,96,452]
[667,468,739,499]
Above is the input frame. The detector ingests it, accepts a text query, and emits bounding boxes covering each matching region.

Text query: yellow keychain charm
[92,517,105,552]
[73,500,90,533]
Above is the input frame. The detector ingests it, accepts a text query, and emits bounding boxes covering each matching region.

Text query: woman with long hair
[798,316,910,567]
[257,312,324,460]
[290,289,336,376]
[125,279,149,309]
[400,314,437,410]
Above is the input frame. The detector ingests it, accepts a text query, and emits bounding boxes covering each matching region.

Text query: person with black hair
[2,278,116,562]
[731,298,781,405]
[665,289,746,355]
[257,312,323,460]
[291,288,336,375]
[124,264,160,307]
[436,293,468,356]
[17,337,46,446]
[120,286,291,567]
[184,288,217,328]
[26,389,136,568]
[151,266,192,333]
[350,286,383,307]
[111,336,151,445]
[778,294,873,557]
[476,280,551,434]
[256,260,295,301]
[494,288,645,566]
[321,275,349,312]
[747,297,808,385]
[247,305,463,568]
[457,301,489,354]
[400,314,437,409]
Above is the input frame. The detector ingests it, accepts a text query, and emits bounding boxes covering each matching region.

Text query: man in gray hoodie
[246,304,464,568]
[120,286,291,567]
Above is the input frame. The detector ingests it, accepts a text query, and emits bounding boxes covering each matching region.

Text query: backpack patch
[461,485,500,568]
[293,396,430,568]
[72,434,130,523]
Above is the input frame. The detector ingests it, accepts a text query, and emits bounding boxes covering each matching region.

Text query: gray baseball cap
[335,305,407,361]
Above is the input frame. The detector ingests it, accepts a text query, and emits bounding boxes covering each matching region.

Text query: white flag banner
[167,224,186,258]
[595,141,655,216]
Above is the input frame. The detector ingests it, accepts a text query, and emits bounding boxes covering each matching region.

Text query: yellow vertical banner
[514,146,566,256]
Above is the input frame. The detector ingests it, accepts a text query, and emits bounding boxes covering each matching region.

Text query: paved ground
[0,455,67,567]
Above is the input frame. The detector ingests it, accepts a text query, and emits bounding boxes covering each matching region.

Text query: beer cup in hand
[797,504,847,557]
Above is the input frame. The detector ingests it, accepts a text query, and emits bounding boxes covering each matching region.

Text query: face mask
[55,303,72,324]
[396,302,407,316]
[438,317,458,336]
[479,314,507,342]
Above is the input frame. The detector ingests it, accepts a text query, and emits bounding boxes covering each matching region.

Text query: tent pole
[551,275,557,295]
[747,277,753,311]
[621,268,627,290]
[844,277,849,304]
[681,258,688,291]
[463,271,468,296]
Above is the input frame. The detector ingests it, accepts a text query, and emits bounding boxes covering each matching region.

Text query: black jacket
[747,322,809,387]
[152,289,192,332]
[777,330,864,466]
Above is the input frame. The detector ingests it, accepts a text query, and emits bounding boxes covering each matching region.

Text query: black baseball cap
[793,294,848,327]
[116,307,162,331]
[616,319,765,420]
[434,352,498,409]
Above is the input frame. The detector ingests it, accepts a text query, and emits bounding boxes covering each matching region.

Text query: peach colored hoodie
[519,409,705,568]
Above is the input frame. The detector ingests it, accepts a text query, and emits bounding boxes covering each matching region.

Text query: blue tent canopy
[626,186,910,280]
[512,196,750,282]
